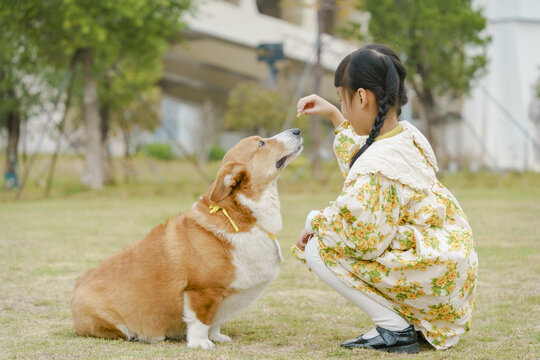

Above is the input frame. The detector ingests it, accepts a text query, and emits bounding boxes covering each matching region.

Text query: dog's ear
[209,162,245,202]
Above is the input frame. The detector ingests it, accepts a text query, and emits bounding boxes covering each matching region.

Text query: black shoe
[340,325,419,353]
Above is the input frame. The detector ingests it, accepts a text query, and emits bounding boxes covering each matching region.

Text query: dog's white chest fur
[237,182,282,235]
[225,182,283,290]
[228,227,280,289]
[193,182,283,347]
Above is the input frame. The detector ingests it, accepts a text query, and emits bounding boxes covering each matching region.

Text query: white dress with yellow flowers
[291,120,478,350]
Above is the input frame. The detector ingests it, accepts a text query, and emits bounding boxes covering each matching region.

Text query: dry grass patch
[1,165,539,359]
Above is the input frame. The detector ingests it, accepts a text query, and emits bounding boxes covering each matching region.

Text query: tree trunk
[120,122,136,182]
[80,48,103,190]
[45,50,80,197]
[413,84,440,159]
[197,99,221,166]
[311,0,325,181]
[100,102,114,184]
[4,110,20,190]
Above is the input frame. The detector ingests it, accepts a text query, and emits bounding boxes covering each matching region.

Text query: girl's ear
[209,162,245,202]
[357,88,368,108]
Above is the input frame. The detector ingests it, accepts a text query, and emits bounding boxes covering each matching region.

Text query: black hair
[334,44,408,168]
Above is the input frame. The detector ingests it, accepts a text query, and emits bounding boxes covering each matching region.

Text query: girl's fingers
[297,101,313,114]
[297,237,306,250]
[297,94,319,113]
[298,235,313,251]
[296,227,309,250]
[297,94,335,117]
[301,106,318,115]
[296,99,307,113]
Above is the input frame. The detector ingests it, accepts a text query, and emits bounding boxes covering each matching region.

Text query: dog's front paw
[209,331,232,343]
[187,338,214,349]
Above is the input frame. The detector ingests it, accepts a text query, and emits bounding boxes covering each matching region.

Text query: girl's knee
[304,239,319,267]
[304,239,328,277]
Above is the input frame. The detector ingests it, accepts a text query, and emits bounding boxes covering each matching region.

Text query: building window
[256,0,281,19]
[322,0,338,35]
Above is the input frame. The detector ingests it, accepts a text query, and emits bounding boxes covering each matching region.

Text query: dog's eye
[259,140,265,147]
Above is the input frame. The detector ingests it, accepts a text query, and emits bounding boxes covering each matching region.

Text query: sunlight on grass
[1,157,539,359]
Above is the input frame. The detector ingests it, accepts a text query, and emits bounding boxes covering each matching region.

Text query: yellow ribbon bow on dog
[209,205,239,232]
[209,205,283,262]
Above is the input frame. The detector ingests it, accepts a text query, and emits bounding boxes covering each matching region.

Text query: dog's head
[208,129,303,202]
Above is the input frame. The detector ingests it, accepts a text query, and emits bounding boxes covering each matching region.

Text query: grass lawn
[0,158,539,359]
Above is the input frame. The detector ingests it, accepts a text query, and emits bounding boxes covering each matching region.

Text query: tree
[0,8,53,191]
[530,76,540,166]
[4,0,191,190]
[225,82,290,137]
[98,52,167,183]
[0,61,22,191]
[112,86,162,182]
[343,0,490,153]
[194,99,222,166]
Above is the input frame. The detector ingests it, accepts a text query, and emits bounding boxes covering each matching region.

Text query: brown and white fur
[71,129,303,349]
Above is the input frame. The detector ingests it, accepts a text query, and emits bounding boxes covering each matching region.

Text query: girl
[291,44,478,353]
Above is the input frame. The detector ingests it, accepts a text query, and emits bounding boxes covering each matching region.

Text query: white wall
[461,0,540,171]
[155,96,202,155]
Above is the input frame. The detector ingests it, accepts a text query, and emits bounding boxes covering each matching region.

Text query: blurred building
[158,0,360,156]
[10,0,539,172]
[161,0,540,172]
[455,0,540,171]
[7,0,361,160]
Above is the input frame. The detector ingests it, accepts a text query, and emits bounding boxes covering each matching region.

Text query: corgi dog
[71,129,303,349]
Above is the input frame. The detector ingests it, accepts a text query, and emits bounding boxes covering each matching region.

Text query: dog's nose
[291,128,301,136]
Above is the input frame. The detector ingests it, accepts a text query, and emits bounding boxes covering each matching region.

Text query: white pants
[304,238,410,333]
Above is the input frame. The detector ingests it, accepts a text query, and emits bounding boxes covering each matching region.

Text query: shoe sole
[341,342,420,354]
[385,342,420,354]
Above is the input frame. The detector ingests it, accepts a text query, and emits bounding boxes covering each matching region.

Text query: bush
[208,145,226,162]
[143,143,175,161]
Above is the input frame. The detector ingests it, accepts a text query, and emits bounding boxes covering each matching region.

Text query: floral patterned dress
[291,120,478,349]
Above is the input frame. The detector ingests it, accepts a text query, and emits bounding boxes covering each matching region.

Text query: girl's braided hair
[334,44,408,168]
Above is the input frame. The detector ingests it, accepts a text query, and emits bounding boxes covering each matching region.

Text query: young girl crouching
[292,44,478,353]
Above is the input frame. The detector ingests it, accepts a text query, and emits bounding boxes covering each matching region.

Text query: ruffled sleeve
[291,173,401,262]
[291,244,307,263]
[333,120,367,178]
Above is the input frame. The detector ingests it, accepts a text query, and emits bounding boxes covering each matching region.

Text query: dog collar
[209,205,283,263]
[258,227,283,264]
[209,204,240,232]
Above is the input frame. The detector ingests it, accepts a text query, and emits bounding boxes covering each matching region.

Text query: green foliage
[3,0,191,67]
[142,143,175,161]
[111,86,163,139]
[1,0,193,190]
[0,8,54,126]
[225,82,290,136]
[345,0,490,98]
[208,145,226,162]
[0,0,192,129]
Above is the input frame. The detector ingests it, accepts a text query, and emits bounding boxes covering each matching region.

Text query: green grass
[1,157,539,359]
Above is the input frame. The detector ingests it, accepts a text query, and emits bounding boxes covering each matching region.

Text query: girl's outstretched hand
[296,227,313,251]
[296,94,345,127]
